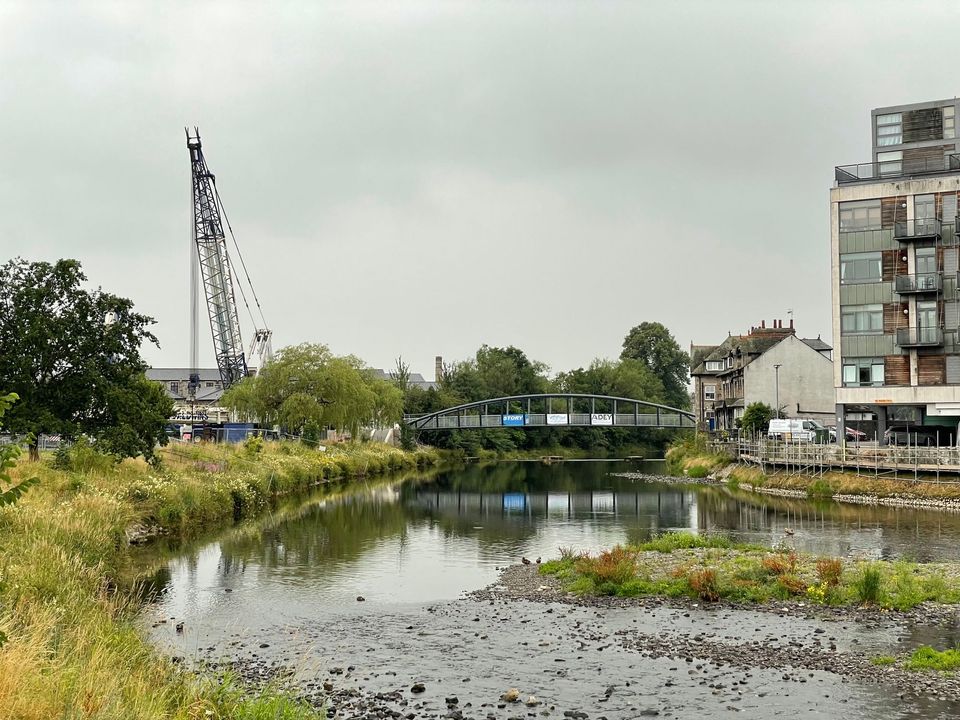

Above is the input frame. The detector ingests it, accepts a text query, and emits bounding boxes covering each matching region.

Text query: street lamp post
[774,364,781,419]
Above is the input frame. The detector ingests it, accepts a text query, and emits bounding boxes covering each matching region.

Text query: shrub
[871,655,896,666]
[687,568,720,602]
[807,478,834,500]
[855,564,884,604]
[816,557,843,587]
[243,435,264,456]
[575,546,637,586]
[776,573,806,596]
[761,552,797,576]
[687,465,709,479]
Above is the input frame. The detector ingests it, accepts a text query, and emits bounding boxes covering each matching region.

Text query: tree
[0,259,172,461]
[620,322,691,409]
[221,343,404,438]
[739,402,773,434]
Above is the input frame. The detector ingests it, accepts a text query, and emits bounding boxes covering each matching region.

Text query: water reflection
[149,461,960,621]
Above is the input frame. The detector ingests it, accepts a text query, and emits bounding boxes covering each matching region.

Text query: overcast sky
[2,1,959,380]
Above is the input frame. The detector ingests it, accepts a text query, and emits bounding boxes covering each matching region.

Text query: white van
[767,418,824,442]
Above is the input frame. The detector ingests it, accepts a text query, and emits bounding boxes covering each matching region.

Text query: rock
[356,596,366,602]
[411,682,426,693]
[445,696,459,704]
[259,643,269,648]
[175,622,184,634]
[323,681,334,692]
[501,688,521,702]
[525,695,540,706]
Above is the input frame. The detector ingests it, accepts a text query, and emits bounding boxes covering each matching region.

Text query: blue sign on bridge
[502,414,525,427]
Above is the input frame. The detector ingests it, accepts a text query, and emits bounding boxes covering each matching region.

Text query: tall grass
[0,440,440,719]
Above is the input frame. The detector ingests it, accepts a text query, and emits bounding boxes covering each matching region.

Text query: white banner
[546,413,569,425]
[591,413,613,426]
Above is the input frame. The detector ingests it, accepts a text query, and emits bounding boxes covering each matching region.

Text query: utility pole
[774,364,782,419]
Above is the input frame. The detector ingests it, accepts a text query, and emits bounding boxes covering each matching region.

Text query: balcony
[896,326,944,347]
[895,272,942,294]
[835,154,960,184]
[894,218,941,242]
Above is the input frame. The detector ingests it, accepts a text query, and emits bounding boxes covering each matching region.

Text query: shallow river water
[143,460,960,719]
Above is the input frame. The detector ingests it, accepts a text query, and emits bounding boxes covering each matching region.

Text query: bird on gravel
[535,557,541,564]
[784,528,795,536]
[521,557,532,565]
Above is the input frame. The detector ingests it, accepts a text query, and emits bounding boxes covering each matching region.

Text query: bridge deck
[404,412,696,430]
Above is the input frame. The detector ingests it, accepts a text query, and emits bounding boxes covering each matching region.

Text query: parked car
[828,426,868,442]
[883,425,953,446]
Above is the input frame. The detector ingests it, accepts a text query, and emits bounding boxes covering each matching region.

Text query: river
[142,460,960,719]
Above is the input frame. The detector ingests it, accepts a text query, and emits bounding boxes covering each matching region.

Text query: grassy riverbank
[0,440,441,719]
[725,464,960,503]
[664,435,732,477]
[539,532,960,609]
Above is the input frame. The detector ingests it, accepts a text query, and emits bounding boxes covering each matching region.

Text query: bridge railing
[407,412,696,430]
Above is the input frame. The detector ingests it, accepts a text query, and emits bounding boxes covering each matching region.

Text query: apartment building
[832,97,960,441]
[690,321,834,431]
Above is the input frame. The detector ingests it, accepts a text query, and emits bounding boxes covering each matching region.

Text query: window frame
[705,360,723,372]
[842,358,885,387]
[840,304,884,335]
[840,251,883,285]
[944,105,955,139]
[839,200,882,232]
[876,112,903,147]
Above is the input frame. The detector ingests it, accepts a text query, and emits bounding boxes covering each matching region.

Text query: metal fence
[719,435,960,482]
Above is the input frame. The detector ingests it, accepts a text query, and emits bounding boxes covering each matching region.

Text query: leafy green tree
[620,322,691,409]
[443,345,551,402]
[222,343,404,438]
[739,402,773,434]
[0,258,172,461]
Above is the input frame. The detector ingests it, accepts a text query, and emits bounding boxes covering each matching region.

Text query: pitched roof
[801,338,832,351]
[146,368,222,382]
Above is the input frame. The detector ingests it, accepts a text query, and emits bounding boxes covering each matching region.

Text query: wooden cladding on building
[883,302,908,333]
[918,354,946,385]
[881,196,906,228]
[903,107,943,143]
[884,355,910,386]
[881,249,907,281]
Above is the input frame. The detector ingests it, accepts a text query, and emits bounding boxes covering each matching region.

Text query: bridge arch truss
[403,393,695,431]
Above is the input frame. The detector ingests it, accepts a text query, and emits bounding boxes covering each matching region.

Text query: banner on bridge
[590,413,613,426]
[502,414,525,427]
[546,413,568,425]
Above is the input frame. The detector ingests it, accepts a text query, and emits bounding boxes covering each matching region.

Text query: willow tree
[221,343,403,438]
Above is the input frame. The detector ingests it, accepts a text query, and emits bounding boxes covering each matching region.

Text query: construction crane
[185,128,272,399]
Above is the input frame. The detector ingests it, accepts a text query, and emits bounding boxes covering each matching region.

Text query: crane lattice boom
[187,129,248,388]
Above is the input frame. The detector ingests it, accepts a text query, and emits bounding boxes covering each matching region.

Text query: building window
[705,360,723,372]
[842,358,884,387]
[877,150,902,175]
[840,304,883,334]
[704,384,716,401]
[169,382,179,394]
[725,356,733,368]
[839,200,881,231]
[206,381,215,387]
[876,112,902,146]
[840,252,882,284]
[945,106,956,139]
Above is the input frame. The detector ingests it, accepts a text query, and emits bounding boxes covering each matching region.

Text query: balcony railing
[895,272,942,294]
[835,154,960,184]
[896,326,944,347]
[894,218,941,242]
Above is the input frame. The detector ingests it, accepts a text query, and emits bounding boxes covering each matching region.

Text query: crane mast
[186,129,248,389]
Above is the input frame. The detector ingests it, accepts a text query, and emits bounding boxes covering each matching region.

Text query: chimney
[435,355,443,382]
[790,319,794,330]
[761,320,766,329]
